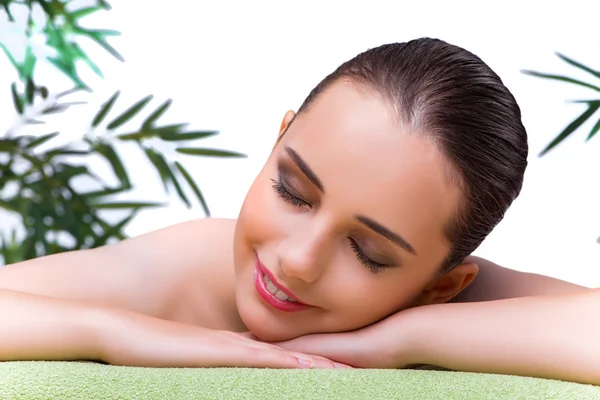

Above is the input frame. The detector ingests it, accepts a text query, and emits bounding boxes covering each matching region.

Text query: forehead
[279,81,460,253]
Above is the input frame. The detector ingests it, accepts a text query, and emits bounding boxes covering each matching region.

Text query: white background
[1,0,599,286]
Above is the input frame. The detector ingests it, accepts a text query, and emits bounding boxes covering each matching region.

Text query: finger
[311,354,353,368]
[242,345,339,369]
[218,346,329,369]
[238,338,340,368]
[275,333,359,366]
[221,332,351,368]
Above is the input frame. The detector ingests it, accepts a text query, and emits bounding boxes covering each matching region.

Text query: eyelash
[271,177,386,274]
[349,239,386,274]
[270,178,311,208]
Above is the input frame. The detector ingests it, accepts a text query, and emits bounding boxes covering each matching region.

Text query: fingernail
[297,358,312,368]
[334,362,352,369]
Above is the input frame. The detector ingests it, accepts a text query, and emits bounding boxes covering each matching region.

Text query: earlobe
[412,262,479,307]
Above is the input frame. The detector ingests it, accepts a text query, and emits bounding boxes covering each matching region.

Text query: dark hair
[296,38,528,271]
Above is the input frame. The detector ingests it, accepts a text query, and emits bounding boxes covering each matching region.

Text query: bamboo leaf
[167,166,190,207]
[539,101,600,156]
[36,0,54,17]
[154,124,188,135]
[11,83,23,114]
[143,147,172,191]
[0,43,20,75]
[70,5,105,20]
[47,57,89,90]
[556,52,600,80]
[25,132,59,149]
[93,216,126,242]
[0,139,20,152]
[93,143,130,187]
[45,147,90,158]
[71,42,103,78]
[92,90,120,127]
[97,0,111,10]
[56,87,85,99]
[1,1,14,21]
[521,70,600,92]
[93,212,137,246]
[25,77,35,104]
[174,161,210,216]
[39,86,49,99]
[176,147,247,158]
[116,129,157,141]
[53,165,90,181]
[159,130,219,142]
[106,95,153,130]
[43,104,70,115]
[86,33,124,62]
[142,99,172,129]
[22,45,36,78]
[82,28,121,37]
[81,186,130,199]
[586,118,600,141]
[91,201,164,209]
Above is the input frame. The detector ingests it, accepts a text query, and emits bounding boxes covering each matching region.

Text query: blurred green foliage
[523,49,600,244]
[523,52,600,156]
[0,0,245,264]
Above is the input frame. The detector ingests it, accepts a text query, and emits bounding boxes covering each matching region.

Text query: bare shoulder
[114,217,236,267]
[0,217,237,318]
[451,255,590,303]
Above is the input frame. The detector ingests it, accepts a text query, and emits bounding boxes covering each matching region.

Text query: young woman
[0,38,597,384]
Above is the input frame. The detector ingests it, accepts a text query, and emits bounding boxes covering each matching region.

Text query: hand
[96,307,344,369]
[265,311,419,369]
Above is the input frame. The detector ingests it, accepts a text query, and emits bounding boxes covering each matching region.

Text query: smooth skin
[0,81,596,383]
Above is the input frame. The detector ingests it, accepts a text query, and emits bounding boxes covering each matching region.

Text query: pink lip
[254,259,310,312]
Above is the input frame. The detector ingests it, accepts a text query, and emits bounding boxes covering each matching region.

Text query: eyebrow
[284,146,324,192]
[284,145,416,255]
[355,216,417,255]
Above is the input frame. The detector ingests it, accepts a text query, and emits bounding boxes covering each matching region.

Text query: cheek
[236,172,285,252]
[324,265,431,328]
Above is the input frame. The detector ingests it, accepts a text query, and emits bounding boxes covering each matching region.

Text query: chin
[236,298,307,342]
[249,325,300,342]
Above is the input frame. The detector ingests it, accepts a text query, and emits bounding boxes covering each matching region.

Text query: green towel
[1,361,598,399]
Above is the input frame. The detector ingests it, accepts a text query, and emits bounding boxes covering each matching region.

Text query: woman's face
[234,81,467,341]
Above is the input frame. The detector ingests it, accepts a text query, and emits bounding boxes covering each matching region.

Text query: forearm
[0,288,105,362]
[406,289,600,385]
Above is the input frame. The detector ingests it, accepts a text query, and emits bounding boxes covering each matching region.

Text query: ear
[412,262,479,306]
[275,110,296,145]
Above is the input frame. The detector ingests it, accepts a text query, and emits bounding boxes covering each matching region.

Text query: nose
[276,223,331,283]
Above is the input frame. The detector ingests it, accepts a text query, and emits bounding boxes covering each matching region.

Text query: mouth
[254,259,311,312]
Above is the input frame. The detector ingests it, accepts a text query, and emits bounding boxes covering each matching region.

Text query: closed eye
[348,238,387,274]
[271,177,311,208]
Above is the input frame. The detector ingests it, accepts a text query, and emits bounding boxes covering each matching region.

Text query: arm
[404,288,600,385]
[0,287,333,368]
[276,287,600,383]
[0,219,334,368]
[451,255,587,303]
[0,288,104,361]
[275,258,599,383]
[0,220,209,362]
